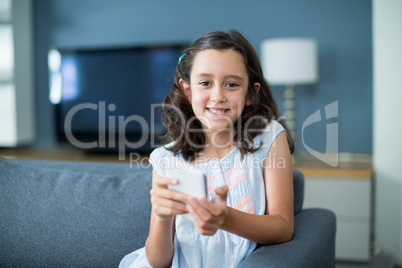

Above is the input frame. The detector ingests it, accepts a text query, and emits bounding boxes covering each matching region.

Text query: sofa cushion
[0,158,152,268]
[293,169,304,215]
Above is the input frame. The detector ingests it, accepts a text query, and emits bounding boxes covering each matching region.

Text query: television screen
[48,44,187,155]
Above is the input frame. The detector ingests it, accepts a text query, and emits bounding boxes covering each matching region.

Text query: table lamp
[261,38,318,140]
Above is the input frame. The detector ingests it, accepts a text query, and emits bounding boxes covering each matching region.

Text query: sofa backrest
[0,158,153,268]
[293,169,305,215]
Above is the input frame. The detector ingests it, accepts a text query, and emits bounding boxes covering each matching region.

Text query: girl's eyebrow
[195,73,244,81]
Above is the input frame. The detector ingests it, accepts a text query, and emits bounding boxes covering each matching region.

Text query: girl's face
[180,49,260,137]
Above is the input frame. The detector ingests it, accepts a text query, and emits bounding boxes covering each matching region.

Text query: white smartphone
[165,161,206,221]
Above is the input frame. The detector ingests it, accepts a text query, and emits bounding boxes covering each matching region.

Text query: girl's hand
[187,185,229,235]
[150,173,190,221]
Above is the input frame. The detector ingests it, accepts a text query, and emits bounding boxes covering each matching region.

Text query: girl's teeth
[209,108,227,114]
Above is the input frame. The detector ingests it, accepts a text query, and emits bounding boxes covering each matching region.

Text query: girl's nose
[210,87,226,103]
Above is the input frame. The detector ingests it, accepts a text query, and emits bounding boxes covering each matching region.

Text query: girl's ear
[246,82,261,106]
[179,78,191,101]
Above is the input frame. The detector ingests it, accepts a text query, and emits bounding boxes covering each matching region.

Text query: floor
[336,255,396,268]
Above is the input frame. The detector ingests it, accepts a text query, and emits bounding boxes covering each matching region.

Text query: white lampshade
[261,38,318,85]
[0,0,12,21]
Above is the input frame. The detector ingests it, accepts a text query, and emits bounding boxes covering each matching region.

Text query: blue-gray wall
[33,0,372,154]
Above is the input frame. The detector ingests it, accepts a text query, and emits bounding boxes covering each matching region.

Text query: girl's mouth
[207,108,230,116]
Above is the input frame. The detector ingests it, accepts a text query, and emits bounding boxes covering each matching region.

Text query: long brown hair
[162,30,294,161]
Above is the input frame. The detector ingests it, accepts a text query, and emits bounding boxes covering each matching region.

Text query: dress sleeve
[149,147,169,177]
[256,120,286,160]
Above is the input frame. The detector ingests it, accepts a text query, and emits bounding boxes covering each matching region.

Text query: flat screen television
[48,43,187,156]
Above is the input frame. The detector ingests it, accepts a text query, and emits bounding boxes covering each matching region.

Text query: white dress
[119,120,285,268]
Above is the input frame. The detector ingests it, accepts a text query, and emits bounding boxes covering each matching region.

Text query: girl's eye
[226,82,239,88]
[199,81,211,87]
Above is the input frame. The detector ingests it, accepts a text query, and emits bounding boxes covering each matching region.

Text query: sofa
[0,157,336,267]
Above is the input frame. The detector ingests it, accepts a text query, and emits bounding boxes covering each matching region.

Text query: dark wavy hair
[162,30,294,161]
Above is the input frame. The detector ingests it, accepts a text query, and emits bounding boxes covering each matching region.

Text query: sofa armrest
[239,208,336,268]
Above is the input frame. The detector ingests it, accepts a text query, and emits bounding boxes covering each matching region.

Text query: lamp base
[283,84,295,140]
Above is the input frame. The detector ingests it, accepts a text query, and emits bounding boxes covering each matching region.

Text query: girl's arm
[187,131,294,244]
[145,172,190,267]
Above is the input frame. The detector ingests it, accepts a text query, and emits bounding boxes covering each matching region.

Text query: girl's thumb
[215,185,228,196]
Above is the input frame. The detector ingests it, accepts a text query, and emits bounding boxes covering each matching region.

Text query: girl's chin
[201,123,235,133]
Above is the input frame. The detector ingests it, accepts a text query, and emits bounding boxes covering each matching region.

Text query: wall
[373,0,402,265]
[33,0,372,155]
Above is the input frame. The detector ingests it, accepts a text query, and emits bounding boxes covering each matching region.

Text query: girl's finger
[188,197,212,221]
[189,197,221,218]
[152,196,189,213]
[187,204,217,235]
[154,205,188,217]
[187,202,203,222]
[198,197,221,216]
[155,176,179,187]
[151,187,190,202]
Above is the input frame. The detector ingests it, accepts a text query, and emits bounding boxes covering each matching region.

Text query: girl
[120,30,294,268]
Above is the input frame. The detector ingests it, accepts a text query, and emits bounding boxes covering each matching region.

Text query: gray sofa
[0,157,336,267]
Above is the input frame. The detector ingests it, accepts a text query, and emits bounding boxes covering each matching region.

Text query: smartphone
[166,163,206,199]
[165,161,206,221]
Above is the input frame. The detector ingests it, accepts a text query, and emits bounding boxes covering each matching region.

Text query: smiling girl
[120,30,295,268]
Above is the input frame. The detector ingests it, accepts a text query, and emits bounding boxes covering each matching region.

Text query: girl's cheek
[194,93,210,104]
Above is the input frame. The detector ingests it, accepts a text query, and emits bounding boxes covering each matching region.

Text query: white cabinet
[0,0,34,146]
[303,174,372,261]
